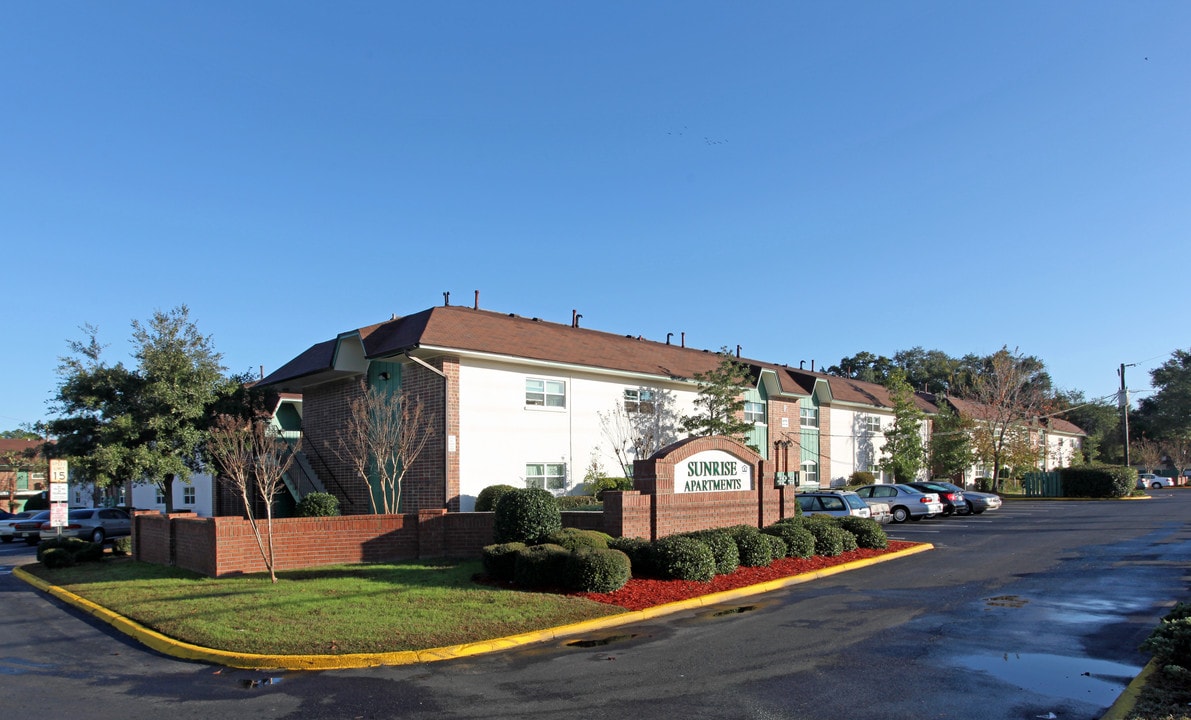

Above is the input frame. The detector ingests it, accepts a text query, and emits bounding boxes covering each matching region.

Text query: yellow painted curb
[1100,658,1156,720]
[14,543,934,671]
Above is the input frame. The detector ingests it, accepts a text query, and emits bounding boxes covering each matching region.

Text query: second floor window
[183,486,196,505]
[800,406,819,428]
[863,415,882,432]
[624,388,656,414]
[526,378,566,408]
[744,401,766,424]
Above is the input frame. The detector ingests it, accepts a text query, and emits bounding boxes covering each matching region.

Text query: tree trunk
[163,474,175,513]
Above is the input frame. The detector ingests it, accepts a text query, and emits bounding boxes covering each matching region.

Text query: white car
[1137,473,1175,490]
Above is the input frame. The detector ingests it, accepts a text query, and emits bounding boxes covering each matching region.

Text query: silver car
[39,507,132,544]
[796,491,872,519]
[930,480,1002,514]
[852,484,944,523]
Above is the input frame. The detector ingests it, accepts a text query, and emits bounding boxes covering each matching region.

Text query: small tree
[1133,436,1164,473]
[929,401,973,481]
[206,415,296,583]
[336,380,434,514]
[599,386,679,476]
[879,370,927,482]
[680,349,756,447]
[963,347,1048,492]
[1160,435,1191,486]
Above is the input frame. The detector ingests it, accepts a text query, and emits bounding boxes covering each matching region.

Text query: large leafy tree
[1135,349,1191,440]
[879,370,927,482]
[46,306,237,511]
[680,348,756,447]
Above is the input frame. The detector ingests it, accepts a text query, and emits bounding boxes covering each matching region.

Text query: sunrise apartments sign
[675,449,753,493]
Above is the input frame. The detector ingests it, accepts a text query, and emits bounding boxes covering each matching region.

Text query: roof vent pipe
[666,332,673,345]
[681,332,686,348]
[474,290,480,310]
[572,310,582,328]
[443,291,450,306]
[736,345,742,358]
[811,360,815,372]
[800,360,805,369]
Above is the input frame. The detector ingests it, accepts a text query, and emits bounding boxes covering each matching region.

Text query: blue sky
[2,2,1187,430]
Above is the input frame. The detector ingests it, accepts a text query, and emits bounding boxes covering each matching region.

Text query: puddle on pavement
[566,633,637,648]
[954,652,1139,706]
[711,605,757,617]
[985,595,1029,608]
[240,677,284,689]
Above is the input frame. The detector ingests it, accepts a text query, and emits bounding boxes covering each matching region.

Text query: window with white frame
[862,414,882,432]
[624,388,656,414]
[525,378,566,408]
[183,486,196,505]
[525,463,567,491]
[801,461,819,486]
[744,401,766,424]
[800,406,819,428]
[155,488,166,504]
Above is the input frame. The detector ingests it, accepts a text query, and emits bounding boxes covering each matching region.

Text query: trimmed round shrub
[40,547,75,569]
[110,536,133,556]
[555,495,600,510]
[37,537,103,564]
[475,484,518,512]
[295,492,340,517]
[653,535,716,582]
[762,533,787,560]
[513,543,571,588]
[837,516,888,549]
[566,548,631,593]
[767,518,814,559]
[543,528,612,553]
[733,528,774,567]
[849,471,876,486]
[609,536,657,577]
[801,517,851,556]
[685,529,740,575]
[493,488,562,544]
[482,542,527,581]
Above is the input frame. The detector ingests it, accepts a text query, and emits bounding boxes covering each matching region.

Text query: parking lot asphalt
[3,491,1189,720]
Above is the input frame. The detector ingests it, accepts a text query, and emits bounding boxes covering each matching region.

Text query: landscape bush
[587,476,634,500]
[848,471,876,486]
[762,521,815,558]
[481,542,527,581]
[800,516,852,556]
[555,495,600,511]
[37,536,104,564]
[652,535,716,582]
[566,548,631,593]
[1142,602,1191,675]
[683,529,740,575]
[608,537,657,577]
[836,516,888,549]
[1059,466,1135,498]
[295,492,340,517]
[761,533,787,560]
[110,536,132,556]
[727,526,774,567]
[513,543,571,588]
[543,528,611,553]
[475,484,518,512]
[493,487,562,544]
[40,547,75,569]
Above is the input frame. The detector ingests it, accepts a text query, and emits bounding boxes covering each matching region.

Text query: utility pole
[1119,363,1136,467]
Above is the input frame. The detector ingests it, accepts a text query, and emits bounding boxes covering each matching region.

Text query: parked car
[864,500,893,524]
[1137,473,1175,490]
[796,490,872,519]
[0,511,38,543]
[39,507,132,544]
[8,510,51,545]
[927,481,1002,514]
[907,481,968,516]
[852,484,944,523]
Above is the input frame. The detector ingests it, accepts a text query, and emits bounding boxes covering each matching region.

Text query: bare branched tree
[206,414,296,583]
[963,347,1048,492]
[1133,436,1164,473]
[599,386,679,476]
[1160,435,1191,486]
[336,380,434,514]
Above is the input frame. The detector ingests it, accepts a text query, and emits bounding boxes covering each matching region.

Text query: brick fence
[134,436,799,577]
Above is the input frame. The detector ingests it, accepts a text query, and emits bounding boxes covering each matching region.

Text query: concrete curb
[13,543,934,671]
[1100,658,1156,720]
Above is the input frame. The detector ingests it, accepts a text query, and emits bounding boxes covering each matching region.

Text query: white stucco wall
[456,357,699,510]
[71,473,215,516]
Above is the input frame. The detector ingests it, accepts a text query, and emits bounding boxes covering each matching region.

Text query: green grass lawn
[24,558,625,655]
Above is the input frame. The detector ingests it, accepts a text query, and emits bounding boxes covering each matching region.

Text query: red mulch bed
[573,540,919,611]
